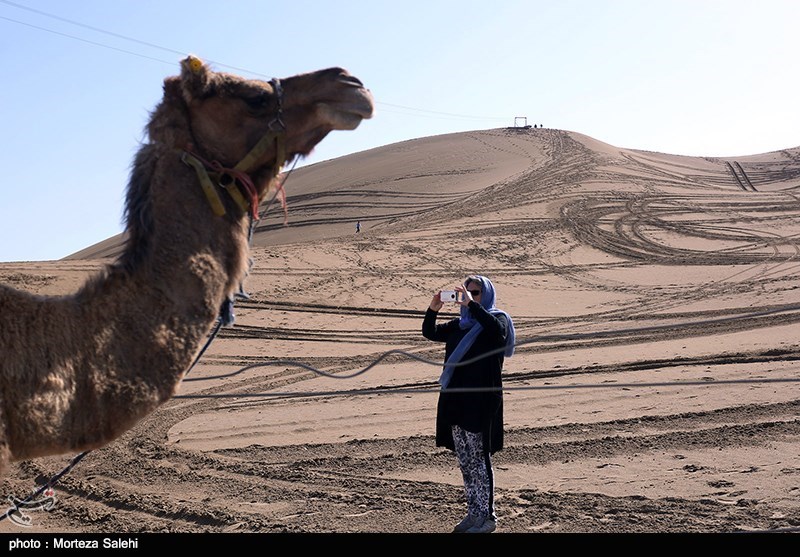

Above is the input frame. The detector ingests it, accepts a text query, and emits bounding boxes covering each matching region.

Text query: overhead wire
[0,0,510,124]
[0,14,176,65]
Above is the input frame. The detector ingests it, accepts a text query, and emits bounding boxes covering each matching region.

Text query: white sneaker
[452,515,476,533]
[466,517,496,533]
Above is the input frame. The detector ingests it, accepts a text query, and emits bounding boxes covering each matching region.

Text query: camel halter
[182,78,287,221]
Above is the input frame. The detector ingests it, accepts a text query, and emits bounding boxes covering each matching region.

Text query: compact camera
[440,290,461,303]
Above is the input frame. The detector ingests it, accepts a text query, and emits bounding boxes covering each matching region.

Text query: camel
[0,56,374,477]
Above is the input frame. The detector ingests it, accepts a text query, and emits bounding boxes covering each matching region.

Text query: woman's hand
[430,291,444,312]
[455,285,474,307]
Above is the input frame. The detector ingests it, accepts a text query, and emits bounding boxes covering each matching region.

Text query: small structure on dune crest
[509,116,532,131]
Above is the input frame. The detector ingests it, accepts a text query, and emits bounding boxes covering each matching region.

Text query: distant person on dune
[422,275,515,534]
[356,220,361,233]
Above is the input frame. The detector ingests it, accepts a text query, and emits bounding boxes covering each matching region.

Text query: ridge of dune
[64,128,800,261]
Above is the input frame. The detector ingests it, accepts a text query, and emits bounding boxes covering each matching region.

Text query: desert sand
[1,127,800,535]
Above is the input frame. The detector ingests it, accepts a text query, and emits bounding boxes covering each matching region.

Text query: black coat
[422,302,508,454]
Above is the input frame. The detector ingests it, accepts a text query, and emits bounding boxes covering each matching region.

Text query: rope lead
[1,451,89,524]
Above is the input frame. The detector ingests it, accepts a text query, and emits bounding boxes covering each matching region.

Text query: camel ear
[179,55,213,100]
[162,76,182,102]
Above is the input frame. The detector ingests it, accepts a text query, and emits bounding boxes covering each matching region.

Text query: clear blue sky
[1,0,798,262]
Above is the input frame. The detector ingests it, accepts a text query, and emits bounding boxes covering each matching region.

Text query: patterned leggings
[452,425,495,522]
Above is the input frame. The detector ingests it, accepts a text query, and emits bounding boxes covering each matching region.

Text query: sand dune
[2,128,800,534]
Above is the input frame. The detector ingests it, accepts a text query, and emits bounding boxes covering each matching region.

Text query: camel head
[148,56,374,201]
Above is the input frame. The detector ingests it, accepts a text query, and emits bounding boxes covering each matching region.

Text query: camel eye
[244,93,270,111]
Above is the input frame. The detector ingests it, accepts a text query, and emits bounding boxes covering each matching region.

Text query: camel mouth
[347,103,374,121]
[318,88,375,132]
[329,104,374,130]
[351,86,375,120]
[332,76,375,121]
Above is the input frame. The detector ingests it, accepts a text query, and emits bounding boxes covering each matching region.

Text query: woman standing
[422,275,515,534]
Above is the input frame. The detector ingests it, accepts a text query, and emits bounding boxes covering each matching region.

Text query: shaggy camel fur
[0,56,374,477]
